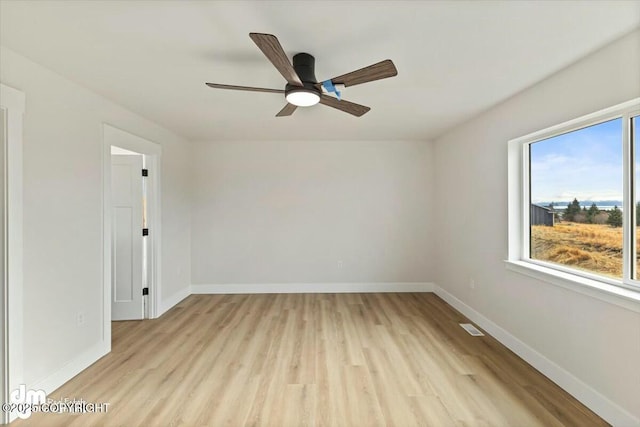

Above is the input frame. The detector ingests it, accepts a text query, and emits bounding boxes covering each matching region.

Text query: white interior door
[111,154,143,321]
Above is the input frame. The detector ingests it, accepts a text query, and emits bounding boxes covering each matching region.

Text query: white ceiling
[1,1,639,142]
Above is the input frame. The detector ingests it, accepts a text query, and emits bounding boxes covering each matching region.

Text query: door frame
[1,83,25,425]
[102,124,162,346]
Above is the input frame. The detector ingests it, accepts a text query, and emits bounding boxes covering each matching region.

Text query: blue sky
[530,118,623,204]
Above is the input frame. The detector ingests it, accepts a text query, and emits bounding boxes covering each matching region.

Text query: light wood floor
[16,293,607,426]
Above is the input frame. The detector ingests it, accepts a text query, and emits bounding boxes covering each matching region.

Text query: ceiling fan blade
[276,103,297,117]
[317,59,398,88]
[249,33,303,87]
[319,95,370,117]
[205,83,284,94]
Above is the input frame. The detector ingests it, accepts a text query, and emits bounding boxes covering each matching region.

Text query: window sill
[504,260,640,313]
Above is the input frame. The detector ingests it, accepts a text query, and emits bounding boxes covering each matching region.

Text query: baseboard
[432,284,639,427]
[30,340,109,398]
[191,282,434,294]
[158,286,191,317]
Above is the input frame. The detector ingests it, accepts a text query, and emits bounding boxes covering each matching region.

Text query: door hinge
[142,169,148,177]
[142,287,149,296]
[142,228,149,236]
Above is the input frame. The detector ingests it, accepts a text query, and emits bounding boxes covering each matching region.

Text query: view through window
[529,118,623,279]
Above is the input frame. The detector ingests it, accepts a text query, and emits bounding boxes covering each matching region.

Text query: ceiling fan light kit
[205,33,398,117]
[285,89,320,107]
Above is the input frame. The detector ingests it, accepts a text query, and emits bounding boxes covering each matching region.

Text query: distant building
[530,204,554,226]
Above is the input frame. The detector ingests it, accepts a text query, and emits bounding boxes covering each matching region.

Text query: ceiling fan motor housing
[285,53,321,97]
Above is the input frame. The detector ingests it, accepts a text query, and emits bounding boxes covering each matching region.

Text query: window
[509,98,640,292]
[529,119,623,279]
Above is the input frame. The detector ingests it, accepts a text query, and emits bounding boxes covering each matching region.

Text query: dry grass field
[531,222,627,278]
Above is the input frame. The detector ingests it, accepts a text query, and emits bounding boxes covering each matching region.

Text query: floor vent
[460,323,484,336]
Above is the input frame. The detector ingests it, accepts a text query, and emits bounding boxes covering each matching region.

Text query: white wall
[433,29,640,424]
[191,140,434,286]
[0,47,192,388]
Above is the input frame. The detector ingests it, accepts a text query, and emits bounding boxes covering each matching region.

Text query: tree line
[548,198,622,227]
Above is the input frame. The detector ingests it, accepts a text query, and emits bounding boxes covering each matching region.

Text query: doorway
[102,125,161,345]
[1,105,6,425]
[1,83,25,425]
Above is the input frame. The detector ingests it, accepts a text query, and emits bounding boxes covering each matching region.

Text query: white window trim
[507,98,640,311]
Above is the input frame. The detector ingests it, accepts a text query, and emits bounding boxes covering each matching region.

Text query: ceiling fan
[205,33,398,117]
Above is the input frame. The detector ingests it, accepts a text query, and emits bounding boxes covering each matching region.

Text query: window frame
[507,98,640,296]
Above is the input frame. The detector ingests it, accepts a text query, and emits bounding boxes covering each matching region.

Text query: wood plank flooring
[14,293,607,426]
